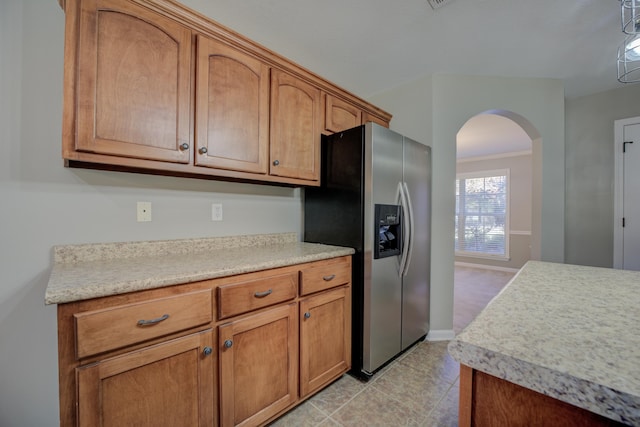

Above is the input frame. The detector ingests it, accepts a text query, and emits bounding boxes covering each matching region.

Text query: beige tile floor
[269,340,458,427]
[269,265,514,427]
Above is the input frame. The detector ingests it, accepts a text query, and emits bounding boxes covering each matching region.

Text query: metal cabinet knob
[224,339,233,348]
[272,159,280,166]
[199,147,208,155]
[202,346,213,356]
[304,312,311,319]
[179,142,189,151]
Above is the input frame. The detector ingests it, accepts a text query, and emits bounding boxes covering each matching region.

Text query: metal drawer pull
[322,274,336,281]
[254,289,273,298]
[304,312,311,319]
[224,340,233,348]
[137,314,169,326]
[202,346,213,356]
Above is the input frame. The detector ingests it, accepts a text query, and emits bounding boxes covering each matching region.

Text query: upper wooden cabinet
[61,0,391,186]
[195,35,269,175]
[73,0,192,163]
[324,95,391,134]
[362,111,390,128]
[324,94,362,133]
[270,70,322,182]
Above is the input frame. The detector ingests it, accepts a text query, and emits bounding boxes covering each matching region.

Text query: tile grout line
[422,373,460,424]
[309,374,377,419]
[308,342,457,426]
[308,343,425,424]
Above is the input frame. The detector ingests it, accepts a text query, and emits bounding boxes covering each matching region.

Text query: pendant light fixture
[621,0,640,34]
[618,0,640,82]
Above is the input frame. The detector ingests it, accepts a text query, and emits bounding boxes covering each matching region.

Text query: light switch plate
[211,203,223,221]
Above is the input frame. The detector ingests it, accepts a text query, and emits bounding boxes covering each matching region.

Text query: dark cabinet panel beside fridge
[304,122,431,378]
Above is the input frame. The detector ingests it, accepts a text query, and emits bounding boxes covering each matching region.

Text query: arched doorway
[453,109,541,332]
[457,110,541,264]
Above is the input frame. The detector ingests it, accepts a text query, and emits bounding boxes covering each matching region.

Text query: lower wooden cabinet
[76,330,215,427]
[219,303,298,427]
[269,69,321,182]
[57,255,352,427]
[300,286,351,397]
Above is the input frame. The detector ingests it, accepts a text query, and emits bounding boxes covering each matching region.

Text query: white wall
[0,1,302,425]
[433,74,565,263]
[367,75,458,336]
[370,74,565,335]
[565,83,640,267]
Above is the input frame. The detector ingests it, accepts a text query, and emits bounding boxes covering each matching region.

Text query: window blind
[455,171,508,257]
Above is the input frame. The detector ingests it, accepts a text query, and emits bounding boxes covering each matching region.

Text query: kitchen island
[448,260,640,426]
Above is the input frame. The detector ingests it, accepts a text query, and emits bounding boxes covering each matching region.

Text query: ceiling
[191,0,637,157]
[457,114,532,159]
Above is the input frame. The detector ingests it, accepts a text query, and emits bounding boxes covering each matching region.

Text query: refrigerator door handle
[402,181,415,276]
[397,181,411,277]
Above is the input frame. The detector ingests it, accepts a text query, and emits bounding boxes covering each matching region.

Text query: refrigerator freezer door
[363,123,404,373]
[401,138,431,350]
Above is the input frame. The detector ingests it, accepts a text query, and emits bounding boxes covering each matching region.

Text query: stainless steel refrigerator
[304,122,431,378]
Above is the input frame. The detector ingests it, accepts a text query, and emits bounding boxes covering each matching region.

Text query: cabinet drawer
[74,289,212,359]
[299,257,351,296]
[217,272,297,319]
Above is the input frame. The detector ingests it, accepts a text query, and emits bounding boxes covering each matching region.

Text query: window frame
[455,168,510,261]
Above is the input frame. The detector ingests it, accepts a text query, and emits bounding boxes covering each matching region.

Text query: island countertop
[45,232,354,305]
[448,260,640,425]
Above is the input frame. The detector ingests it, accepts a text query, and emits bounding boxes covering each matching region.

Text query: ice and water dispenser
[374,204,403,259]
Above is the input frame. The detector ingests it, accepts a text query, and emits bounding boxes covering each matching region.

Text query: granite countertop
[448,260,640,425]
[45,233,354,305]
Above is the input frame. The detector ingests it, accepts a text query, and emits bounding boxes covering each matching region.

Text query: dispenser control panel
[374,204,402,259]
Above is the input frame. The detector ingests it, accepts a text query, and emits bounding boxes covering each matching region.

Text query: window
[455,170,509,259]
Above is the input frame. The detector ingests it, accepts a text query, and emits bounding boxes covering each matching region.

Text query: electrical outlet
[211,203,223,221]
[137,202,152,222]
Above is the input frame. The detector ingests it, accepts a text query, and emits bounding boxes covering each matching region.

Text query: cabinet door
[195,35,269,174]
[325,95,362,133]
[75,0,192,163]
[299,286,351,398]
[270,70,321,182]
[76,330,216,427]
[219,303,298,427]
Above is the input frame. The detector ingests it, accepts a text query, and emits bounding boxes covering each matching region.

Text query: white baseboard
[455,261,519,273]
[425,330,456,341]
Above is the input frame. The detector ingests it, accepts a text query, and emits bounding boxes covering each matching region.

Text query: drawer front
[299,256,351,296]
[217,272,297,319]
[75,289,212,359]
